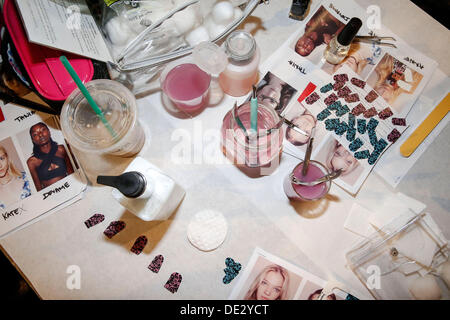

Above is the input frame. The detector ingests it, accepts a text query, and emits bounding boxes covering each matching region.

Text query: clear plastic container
[60,79,145,157]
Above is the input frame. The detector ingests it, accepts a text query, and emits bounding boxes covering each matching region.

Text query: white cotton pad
[187,210,228,251]
[409,275,442,300]
[185,26,210,46]
[212,1,235,25]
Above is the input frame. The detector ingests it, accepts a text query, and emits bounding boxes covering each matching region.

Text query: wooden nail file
[400,93,450,157]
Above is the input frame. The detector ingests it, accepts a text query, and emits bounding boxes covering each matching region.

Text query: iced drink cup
[60,79,145,157]
[221,101,283,169]
[283,160,331,201]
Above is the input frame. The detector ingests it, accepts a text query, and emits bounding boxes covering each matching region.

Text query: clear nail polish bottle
[323,17,362,65]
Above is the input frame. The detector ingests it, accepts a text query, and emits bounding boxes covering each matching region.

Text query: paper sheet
[0,102,87,238]
[15,0,113,62]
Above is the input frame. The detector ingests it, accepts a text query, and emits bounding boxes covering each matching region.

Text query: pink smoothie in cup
[283,161,330,201]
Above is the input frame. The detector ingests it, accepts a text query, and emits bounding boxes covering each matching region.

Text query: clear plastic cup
[160,56,211,113]
[283,160,331,201]
[60,79,145,157]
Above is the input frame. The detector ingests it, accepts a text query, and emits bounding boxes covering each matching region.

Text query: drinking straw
[250,85,258,133]
[59,56,117,138]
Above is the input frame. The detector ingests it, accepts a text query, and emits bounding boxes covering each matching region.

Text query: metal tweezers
[354,35,397,48]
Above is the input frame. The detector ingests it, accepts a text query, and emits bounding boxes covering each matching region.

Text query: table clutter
[0,0,448,301]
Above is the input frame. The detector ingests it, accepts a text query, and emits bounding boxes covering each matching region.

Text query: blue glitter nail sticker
[357,119,366,134]
[354,150,370,159]
[349,138,363,151]
[317,108,332,121]
[325,118,339,130]
[336,104,350,117]
[320,83,333,93]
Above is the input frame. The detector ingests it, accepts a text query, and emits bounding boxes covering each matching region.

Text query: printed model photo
[366,53,424,114]
[17,120,74,192]
[0,137,32,209]
[293,5,345,65]
[254,71,298,114]
[229,248,303,300]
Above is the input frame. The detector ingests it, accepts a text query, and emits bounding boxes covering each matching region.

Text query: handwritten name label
[43,182,70,200]
[14,110,36,122]
[2,208,21,221]
[329,3,350,22]
[404,57,424,70]
[288,60,306,75]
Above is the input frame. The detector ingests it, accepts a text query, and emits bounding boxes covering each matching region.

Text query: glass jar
[218,30,260,97]
[283,160,331,201]
[221,101,283,168]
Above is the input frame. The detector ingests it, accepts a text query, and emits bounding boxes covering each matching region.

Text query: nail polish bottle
[97,157,185,221]
[323,17,362,65]
[289,0,310,21]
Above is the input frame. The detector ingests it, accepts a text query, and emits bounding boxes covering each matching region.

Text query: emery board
[400,93,450,157]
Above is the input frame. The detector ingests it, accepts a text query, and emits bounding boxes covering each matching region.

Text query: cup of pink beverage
[283,160,331,201]
[160,57,211,113]
[221,101,283,169]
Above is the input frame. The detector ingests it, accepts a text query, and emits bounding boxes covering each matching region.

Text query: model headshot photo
[254,71,297,114]
[0,138,32,209]
[294,6,344,61]
[25,122,74,192]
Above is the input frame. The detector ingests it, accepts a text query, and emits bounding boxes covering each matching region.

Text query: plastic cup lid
[192,41,228,75]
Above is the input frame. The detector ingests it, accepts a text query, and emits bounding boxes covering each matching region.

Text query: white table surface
[1,0,449,300]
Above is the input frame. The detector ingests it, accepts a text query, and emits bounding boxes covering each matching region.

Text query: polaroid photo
[250,71,298,116]
[0,103,87,238]
[228,247,356,300]
[228,247,310,300]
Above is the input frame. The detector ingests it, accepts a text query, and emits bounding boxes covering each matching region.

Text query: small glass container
[219,30,260,97]
[283,160,331,201]
[221,101,283,168]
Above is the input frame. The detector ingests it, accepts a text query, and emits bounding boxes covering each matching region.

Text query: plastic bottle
[219,30,260,97]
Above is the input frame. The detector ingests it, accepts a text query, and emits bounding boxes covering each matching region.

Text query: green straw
[250,85,258,133]
[59,56,117,138]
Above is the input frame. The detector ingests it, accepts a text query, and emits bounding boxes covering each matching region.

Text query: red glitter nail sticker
[350,77,366,89]
[363,107,378,118]
[333,73,348,83]
[324,93,338,106]
[305,92,320,105]
[337,86,351,98]
[351,103,366,116]
[164,272,182,293]
[378,107,393,120]
[392,117,406,126]
[84,214,105,228]
[387,128,401,143]
[103,221,126,239]
[345,93,360,103]
[333,81,345,91]
[131,235,148,255]
[148,255,164,273]
[365,90,378,103]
